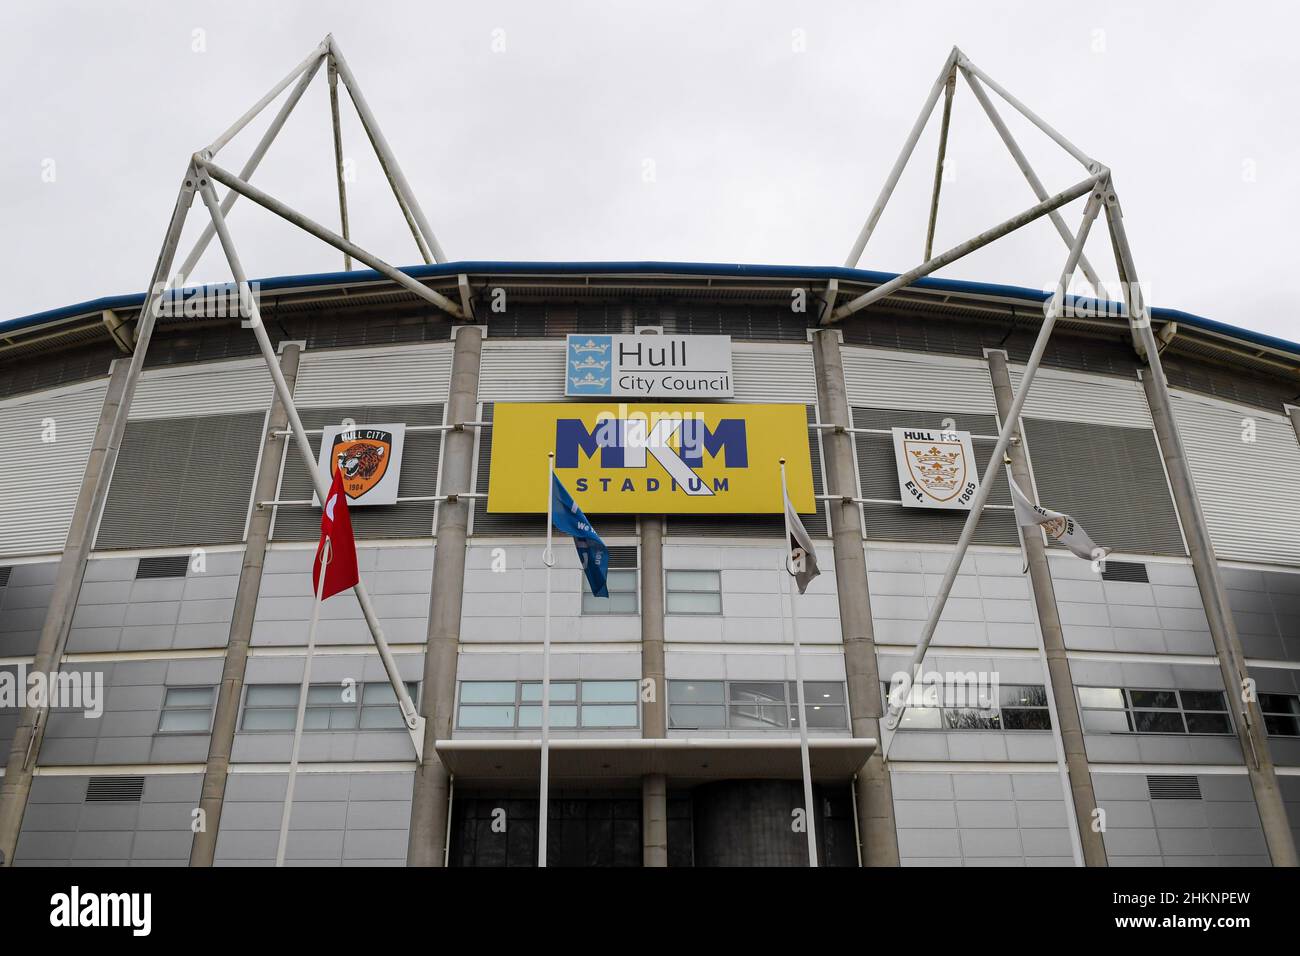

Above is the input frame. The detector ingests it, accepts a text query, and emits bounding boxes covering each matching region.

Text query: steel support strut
[882,184,1105,740]
[196,175,425,760]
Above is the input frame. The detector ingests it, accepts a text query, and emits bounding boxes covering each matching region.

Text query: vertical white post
[780,459,818,867]
[538,453,555,867]
[276,539,328,867]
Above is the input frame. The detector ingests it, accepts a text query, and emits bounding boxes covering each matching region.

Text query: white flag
[783,489,821,593]
[1008,477,1111,561]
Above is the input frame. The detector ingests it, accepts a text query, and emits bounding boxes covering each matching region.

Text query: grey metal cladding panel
[473,401,637,537]
[17,773,201,865]
[668,407,828,538]
[273,403,445,541]
[1023,418,1185,557]
[96,412,265,549]
[852,407,1017,546]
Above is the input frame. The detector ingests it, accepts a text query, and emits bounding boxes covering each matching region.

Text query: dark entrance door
[449,791,642,867]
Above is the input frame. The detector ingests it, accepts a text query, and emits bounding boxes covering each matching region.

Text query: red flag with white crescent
[313,468,360,600]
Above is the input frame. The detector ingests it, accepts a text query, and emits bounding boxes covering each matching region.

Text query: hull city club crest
[314,422,407,507]
[892,427,981,510]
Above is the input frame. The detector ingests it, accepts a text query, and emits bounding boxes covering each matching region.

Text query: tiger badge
[331,428,393,500]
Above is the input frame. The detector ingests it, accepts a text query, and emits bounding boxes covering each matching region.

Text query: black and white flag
[1008,477,1111,561]
[784,488,821,593]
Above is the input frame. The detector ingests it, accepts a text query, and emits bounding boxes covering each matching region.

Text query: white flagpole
[780,458,818,867]
[276,538,328,867]
[538,452,555,867]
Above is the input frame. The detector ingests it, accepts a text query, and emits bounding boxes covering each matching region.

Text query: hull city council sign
[488,402,814,514]
[314,423,407,507]
[892,426,981,509]
[565,333,734,398]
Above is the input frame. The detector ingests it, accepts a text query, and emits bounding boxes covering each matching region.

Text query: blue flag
[550,474,609,598]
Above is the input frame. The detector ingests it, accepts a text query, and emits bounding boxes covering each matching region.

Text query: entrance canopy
[435,736,876,784]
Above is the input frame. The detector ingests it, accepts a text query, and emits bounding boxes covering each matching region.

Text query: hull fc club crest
[891,427,981,510]
[314,422,407,508]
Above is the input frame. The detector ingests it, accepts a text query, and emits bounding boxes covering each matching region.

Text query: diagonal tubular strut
[882,183,1106,741]
[195,174,426,758]
[195,154,464,318]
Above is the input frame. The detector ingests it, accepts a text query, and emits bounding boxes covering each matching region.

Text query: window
[1078,687,1232,735]
[1260,694,1300,737]
[583,568,638,615]
[157,685,215,733]
[665,570,721,615]
[457,680,639,729]
[880,682,1052,731]
[668,680,849,730]
[241,684,300,731]
[303,681,419,730]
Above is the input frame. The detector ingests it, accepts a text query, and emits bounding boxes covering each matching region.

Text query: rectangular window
[881,682,1052,732]
[582,568,639,615]
[665,569,722,615]
[1260,694,1300,737]
[240,684,300,731]
[456,680,639,730]
[301,681,420,730]
[669,680,850,731]
[157,685,215,733]
[1078,686,1231,736]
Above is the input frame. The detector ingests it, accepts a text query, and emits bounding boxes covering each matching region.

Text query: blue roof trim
[4,260,1298,360]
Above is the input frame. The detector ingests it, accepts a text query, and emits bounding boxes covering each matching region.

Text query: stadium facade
[1,260,1299,867]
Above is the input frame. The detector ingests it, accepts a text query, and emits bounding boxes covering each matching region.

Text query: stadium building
[1,259,1299,867]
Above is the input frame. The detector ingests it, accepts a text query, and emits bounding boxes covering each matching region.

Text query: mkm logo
[487,403,814,515]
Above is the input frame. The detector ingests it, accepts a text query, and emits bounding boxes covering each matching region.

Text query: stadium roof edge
[4,260,1298,362]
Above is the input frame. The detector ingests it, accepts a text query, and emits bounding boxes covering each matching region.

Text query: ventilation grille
[0,566,10,588]
[85,776,146,803]
[1102,561,1150,583]
[1147,774,1201,800]
[135,555,190,579]
[607,546,638,569]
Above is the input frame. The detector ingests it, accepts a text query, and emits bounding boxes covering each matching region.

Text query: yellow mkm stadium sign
[487,402,815,514]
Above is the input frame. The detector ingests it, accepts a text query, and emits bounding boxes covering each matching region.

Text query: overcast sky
[2,1,1297,341]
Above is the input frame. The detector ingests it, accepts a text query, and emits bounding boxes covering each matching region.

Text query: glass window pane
[1001,708,1051,730]
[1259,694,1300,715]
[1179,690,1226,712]
[521,682,577,702]
[1077,687,1124,709]
[943,708,1000,730]
[1264,714,1300,737]
[164,687,213,708]
[999,685,1047,708]
[1081,709,1131,733]
[583,680,637,703]
[159,710,211,733]
[303,708,330,730]
[518,705,578,728]
[246,685,299,707]
[729,704,789,729]
[669,681,723,704]
[1132,710,1185,733]
[458,705,515,728]
[1128,689,1178,709]
[360,706,404,729]
[328,707,359,729]
[362,682,416,706]
[608,592,639,614]
[898,707,941,729]
[669,704,725,729]
[459,682,516,704]
[795,704,847,729]
[1184,712,1230,735]
[730,682,786,705]
[666,591,721,615]
[308,684,349,705]
[791,682,845,705]
[581,704,638,728]
[586,569,636,594]
[242,708,297,731]
[666,570,720,592]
